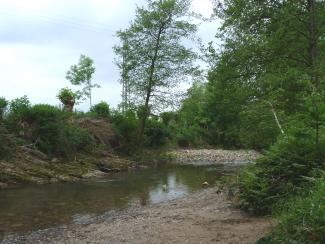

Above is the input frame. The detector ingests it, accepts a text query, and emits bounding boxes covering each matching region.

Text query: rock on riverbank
[169,149,261,165]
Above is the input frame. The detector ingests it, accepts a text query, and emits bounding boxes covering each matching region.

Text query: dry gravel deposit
[170,149,261,165]
[2,150,271,244]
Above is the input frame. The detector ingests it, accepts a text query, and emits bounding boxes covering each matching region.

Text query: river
[0,163,242,240]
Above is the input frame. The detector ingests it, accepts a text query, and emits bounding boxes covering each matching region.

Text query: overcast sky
[0,0,218,111]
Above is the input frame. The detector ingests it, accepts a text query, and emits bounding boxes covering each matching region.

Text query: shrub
[6,96,32,133]
[9,104,93,158]
[160,111,178,125]
[111,110,139,153]
[238,123,325,214]
[174,125,209,148]
[175,129,193,148]
[261,178,325,243]
[90,102,110,119]
[0,126,12,159]
[9,96,31,115]
[55,125,93,157]
[57,87,76,112]
[57,87,76,104]
[144,119,170,148]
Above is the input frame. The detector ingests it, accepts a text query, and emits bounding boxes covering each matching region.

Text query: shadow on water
[0,163,242,238]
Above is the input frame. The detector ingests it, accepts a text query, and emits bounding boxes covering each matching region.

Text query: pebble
[170,149,260,166]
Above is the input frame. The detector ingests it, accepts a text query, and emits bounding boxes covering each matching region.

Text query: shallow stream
[0,163,242,239]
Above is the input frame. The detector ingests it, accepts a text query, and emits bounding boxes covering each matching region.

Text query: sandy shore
[3,187,272,244]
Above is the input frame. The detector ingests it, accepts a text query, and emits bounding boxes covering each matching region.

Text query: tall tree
[114,0,199,137]
[66,55,99,108]
[207,0,325,148]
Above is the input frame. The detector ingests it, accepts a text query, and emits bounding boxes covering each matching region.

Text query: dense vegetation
[205,0,325,242]
[1,0,325,242]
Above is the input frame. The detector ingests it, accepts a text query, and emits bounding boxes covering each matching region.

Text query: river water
[0,163,241,239]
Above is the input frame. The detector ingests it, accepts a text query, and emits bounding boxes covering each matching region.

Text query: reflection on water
[0,163,241,237]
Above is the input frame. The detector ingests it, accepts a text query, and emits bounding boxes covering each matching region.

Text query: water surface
[0,163,241,238]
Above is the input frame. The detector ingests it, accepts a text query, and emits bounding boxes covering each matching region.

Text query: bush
[174,125,209,148]
[0,126,13,159]
[55,125,93,156]
[175,129,194,148]
[6,96,32,134]
[160,111,178,125]
[8,96,31,115]
[8,104,93,158]
[144,119,170,148]
[111,110,139,153]
[176,133,191,148]
[90,102,110,119]
[238,123,325,214]
[260,178,325,243]
[57,87,76,105]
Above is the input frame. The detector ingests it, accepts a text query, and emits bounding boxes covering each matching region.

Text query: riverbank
[0,148,259,189]
[170,149,260,165]
[2,187,272,244]
[0,146,137,189]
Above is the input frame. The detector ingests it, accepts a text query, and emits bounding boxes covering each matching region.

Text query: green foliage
[144,119,170,148]
[239,102,280,149]
[160,111,178,126]
[114,0,199,136]
[66,54,99,105]
[6,96,31,133]
[26,104,93,157]
[175,129,195,148]
[57,87,76,105]
[90,102,110,119]
[0,125,12,159]
[58,125,93,155]
[110,110,139,153]
[0,97,8,119]
[205,67,249,148]
[175,82,211,147]
[238,124,325,214]
[5,103,93,158]
[258,178,325,243]
[8,95,31,116]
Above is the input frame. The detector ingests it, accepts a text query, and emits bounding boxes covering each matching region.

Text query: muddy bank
[170,149,260,165]
[2,187,272,244]
[0,147,136,189]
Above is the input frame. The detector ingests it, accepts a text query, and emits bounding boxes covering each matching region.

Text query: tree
[0,97,8,121]
[66,55,99,108]
[114,0,199,138]
[207,0,325,148]
[57,87,77,112]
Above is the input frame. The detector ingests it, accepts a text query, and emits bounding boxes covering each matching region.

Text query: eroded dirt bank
[3,187,272,244]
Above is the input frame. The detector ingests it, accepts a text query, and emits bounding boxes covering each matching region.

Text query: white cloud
[0,0,218,111]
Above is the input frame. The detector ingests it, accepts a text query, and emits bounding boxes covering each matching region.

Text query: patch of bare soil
[3,188,272,244]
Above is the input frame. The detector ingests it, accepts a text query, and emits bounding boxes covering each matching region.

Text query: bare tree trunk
[89,80,92,108]
[263,100,284,135]
[138,25,164,138]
